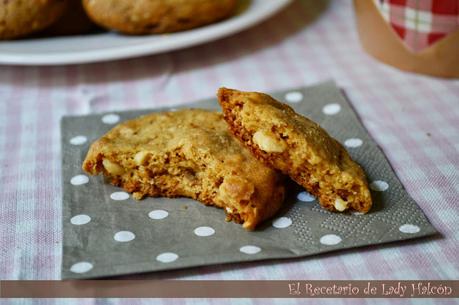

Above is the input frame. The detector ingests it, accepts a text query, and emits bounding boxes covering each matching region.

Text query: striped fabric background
[0,0,458,304]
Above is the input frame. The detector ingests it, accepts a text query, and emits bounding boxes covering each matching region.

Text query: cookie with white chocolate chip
[218,88,372,213]
[82,109,285,230]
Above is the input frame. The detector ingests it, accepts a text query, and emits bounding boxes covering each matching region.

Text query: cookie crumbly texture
[82,0,238,34]
[0,0,68,40]
[82,109,285,230]
[218,88,372,213]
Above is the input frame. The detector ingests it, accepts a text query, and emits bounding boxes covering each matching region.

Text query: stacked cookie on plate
[83,89,372,230]
[82,0,238,35]
[0,0,238,39]
[0,0,94,39]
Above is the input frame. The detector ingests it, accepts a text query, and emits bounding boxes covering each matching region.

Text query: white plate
[0,0,292,66]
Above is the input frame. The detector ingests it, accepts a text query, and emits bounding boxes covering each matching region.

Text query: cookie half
[83,109,285,230]
[218,88,372,213]
[82,0,238,34]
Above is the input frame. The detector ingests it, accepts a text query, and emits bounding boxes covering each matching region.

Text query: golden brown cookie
[82,0,238,34]
[0,0,68,40]
[82,109,285,230]
[218,88,372,214]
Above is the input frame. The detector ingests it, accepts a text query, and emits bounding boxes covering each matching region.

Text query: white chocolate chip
[119,127,134,137]
[308,153,322,165]
[252,131,286,153]
[102,159,125,175]
[334,198,348,212]
[341,172,352,182]
[134,151,150,165]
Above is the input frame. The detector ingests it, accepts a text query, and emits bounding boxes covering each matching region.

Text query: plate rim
[0,0,292,66]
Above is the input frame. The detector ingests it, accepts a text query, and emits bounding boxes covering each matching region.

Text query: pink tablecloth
[1,0,458,304]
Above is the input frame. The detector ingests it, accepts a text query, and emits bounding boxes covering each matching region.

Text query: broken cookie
[218,88,372,213]
[82,109,285,230]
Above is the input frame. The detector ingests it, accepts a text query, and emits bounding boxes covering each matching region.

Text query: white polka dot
[110,191,130,201]
[70,175,89,186]
[285,91,304,103]
[322,103,341,115]
[320,234,342,245]
[114,231,135,242]
[148,210,169,220]
[70,214,91,225]
[370,180,389,192]
[70,262,93,274]
[194,226,215,237]
[239,245,261,255]
[69,136,87,145]
[399,224,420,234]
[102,114,120,124]
[344,138,363,148]
[297,191,315,202]
[272,217,292,229]
[156,252,179,263]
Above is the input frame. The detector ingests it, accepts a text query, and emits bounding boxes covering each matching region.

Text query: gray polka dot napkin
[60,81,437,279]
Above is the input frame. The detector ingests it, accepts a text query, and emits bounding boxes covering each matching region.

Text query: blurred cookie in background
[0,0,68,39]
[82,0,238,34]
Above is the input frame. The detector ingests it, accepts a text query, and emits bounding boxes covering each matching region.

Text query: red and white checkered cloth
[374,0,459,51]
